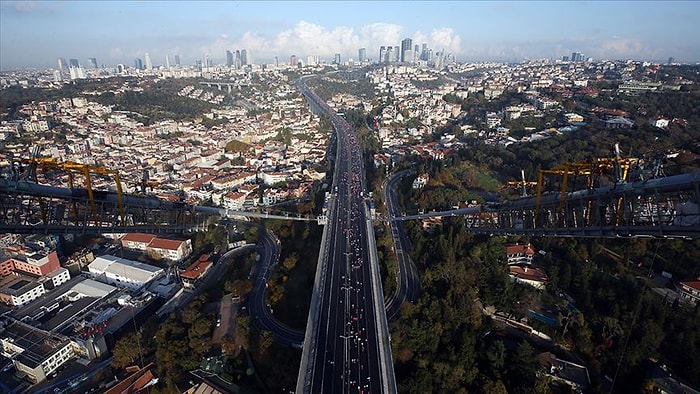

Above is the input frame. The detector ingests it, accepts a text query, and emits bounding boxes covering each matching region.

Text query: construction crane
[534,144,640,227]
[505,169,538,197]
[9,154,126,226]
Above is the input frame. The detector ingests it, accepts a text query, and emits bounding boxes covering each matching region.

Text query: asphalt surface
[247,225,305,347]
[383,170,420,321]
[296,79,392,393]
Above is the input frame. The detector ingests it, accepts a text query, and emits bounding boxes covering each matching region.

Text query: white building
[0,278,45,307]
[0,320,75,384]
[87,255,164,291]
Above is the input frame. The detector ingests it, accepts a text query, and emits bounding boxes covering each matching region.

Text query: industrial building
[87,255,164,291]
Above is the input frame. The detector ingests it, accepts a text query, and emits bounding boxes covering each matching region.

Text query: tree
[111,332,142,369]
[507,341,541,390]
[282,253,298,271]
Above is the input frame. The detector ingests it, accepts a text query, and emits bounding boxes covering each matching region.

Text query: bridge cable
[609,238,661,393]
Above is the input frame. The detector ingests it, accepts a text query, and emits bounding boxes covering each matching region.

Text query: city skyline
[1,0,699,70]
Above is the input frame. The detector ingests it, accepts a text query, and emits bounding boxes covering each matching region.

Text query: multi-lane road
[296,80,395,393]
[383,170,420,321]
[248,225,305,347]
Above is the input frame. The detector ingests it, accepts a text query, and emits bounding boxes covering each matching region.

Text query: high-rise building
[235,50,241,69]
[174,55,181,67]
[57,58,67,70]
[334,53,341,65]
[274,56,279,67]
[88,58,98,69]
[571,52,585,62]
[241,49,248,65]
[144,53,153,70]
[69,59,80,68]
[401,37,413,62]
[421,43,428,60]
[386,46,395,63]
[394,46,400,62]
[226,50,234,66]
[290,54,297,66]
[134,58,143,70]
[667,57,675,64]
[358,48,366,62]
[379,46,386,64]
[165,55,170,69]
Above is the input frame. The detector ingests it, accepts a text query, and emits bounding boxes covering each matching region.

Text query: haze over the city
[1,0,699,70]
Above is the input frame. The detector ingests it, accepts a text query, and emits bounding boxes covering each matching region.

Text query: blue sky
[1,1,699,70]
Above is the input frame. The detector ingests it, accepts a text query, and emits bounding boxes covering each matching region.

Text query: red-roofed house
[677,278,700,305]
[121,233,156,251]
[506,243,535,265]
[181,255,213,289]
[104,363,158,394]
[12,251,60,277]
[147,238,192,262]
[509,265,548,290]
[121,233,192,262]
[0,259,15,277]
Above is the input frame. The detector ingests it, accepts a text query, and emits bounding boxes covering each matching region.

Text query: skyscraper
[394,46,400,62]
[144,53,153,70]
[166,55,170,69]
[226,50,234,66]
[358,48,366,62]
[241,49,248,65]
[57,58,67,70]
[401,37,413,62]
[69,59,80,68]
[88,58,98,69]
[174,55,181,67]
[134,58,143,70]
[334,53,341,65]
[379,46,386,64]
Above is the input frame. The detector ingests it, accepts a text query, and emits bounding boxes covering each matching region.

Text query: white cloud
[429,28,462,55]
[197,21,462,62]
[597,37,652,59]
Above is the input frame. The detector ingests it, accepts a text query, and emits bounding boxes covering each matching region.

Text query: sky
[1,0,699,70]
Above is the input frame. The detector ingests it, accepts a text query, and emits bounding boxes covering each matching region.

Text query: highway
[296,79,395,393]
[247,225,305,347]
[383,170,420,321]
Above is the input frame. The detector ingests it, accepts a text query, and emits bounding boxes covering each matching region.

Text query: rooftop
[0,319,71,369]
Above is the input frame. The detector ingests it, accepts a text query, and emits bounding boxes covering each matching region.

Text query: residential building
[0,320,75,384]
[120,233,191,262]
[506,243,535,265]
[538,352,590,392]
[0,259,14,277]
[564,113,584,123]
[509,265,548,290]
[121,233,156,251]
[180,255,213,289]
[0,277,45,306]
[147,237,192,262]
[11,251,61,277]
[604,116,634,129]
[412,174,429,189]
[648,117,669,128]
[677,278,700,305]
